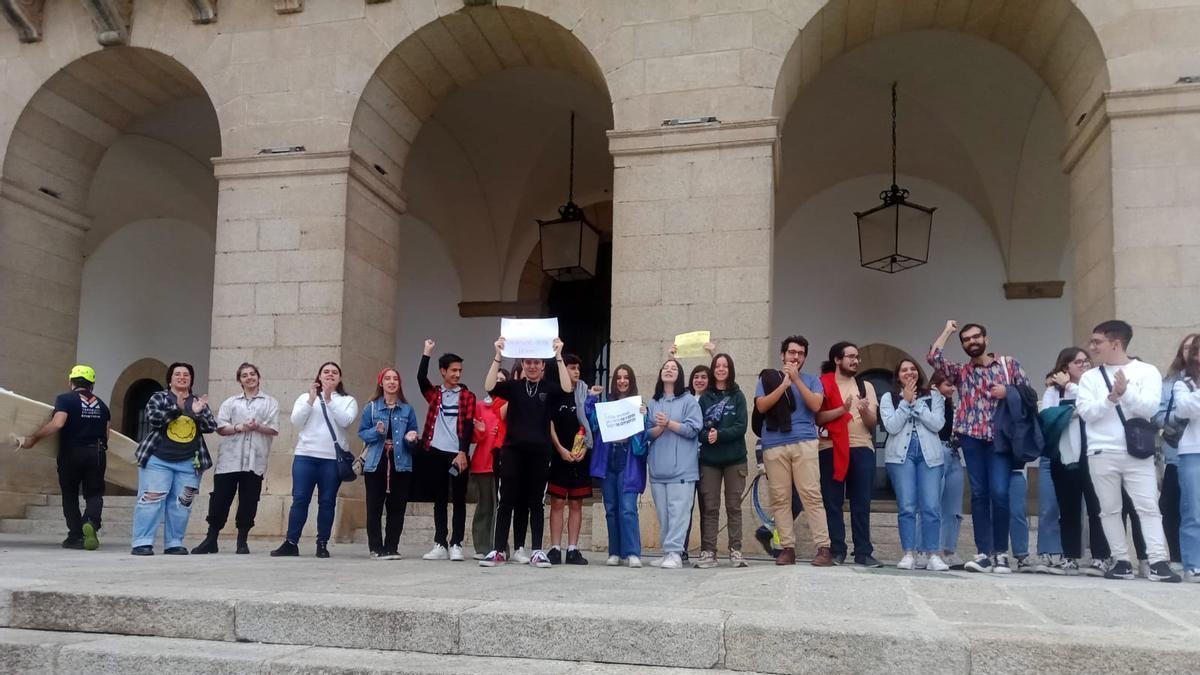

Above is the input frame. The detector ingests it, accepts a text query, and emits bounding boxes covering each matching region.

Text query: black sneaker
[270,541,299,557]
[62,537,84,550]
[964,554,992,573]
[1148,561,1182,583]
[565,549,589,565]
[681,551,690,563]
[191,534,219,555]
[854,554,883,568]
[1105,560,1135,580]
[755,526,776,557]
[130,545,154,556]
[164,546,189,555]
[547,547,562,565]
[832,551,847,566]
[316,541,330,558]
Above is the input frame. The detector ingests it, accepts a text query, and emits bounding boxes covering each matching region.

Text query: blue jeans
[602,469,641,558]
[1009,469,1029,557]
[960,435,1010,555]
[886,437,944,553]
[939,444,964,553]
[132,455,200,549]
[1035,456,1061,555]
[1179,454,1200,569]
[286,455,342,544]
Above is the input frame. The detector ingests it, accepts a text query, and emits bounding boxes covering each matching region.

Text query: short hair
[653,359,686,400]
[69,377,93,390]
[1093,320,1133,350]
[687,364,712,395]
[779,335,809,355]
[438,353,463,371]
[562,353,582,367]
[958,323,987,340]
[236,362,260,381]
[166,362,195,392]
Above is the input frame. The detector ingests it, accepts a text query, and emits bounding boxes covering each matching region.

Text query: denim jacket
[357,398,420,472]
[880,391,945,467]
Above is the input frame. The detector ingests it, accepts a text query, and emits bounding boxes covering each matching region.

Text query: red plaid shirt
[417,355,476,454]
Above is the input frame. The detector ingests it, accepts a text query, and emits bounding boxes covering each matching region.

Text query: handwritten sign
[673,330,711,359]
[500,317,559,359]
[595,396,643,443]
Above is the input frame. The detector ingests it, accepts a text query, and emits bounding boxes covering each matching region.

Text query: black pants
[819,446,874,557]
[364,462,411,553]
[493,443,551,553]
[421,449,469,547]
[1121,488,1148,561]
[1051,455,1108,560]
[58,446,106,539]
[206,471,264,533]
[1160,463,1182,563]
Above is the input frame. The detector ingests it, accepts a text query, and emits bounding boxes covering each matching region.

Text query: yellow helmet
[68,364,96,383]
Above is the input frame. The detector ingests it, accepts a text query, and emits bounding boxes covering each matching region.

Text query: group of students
[19,318,1200,584]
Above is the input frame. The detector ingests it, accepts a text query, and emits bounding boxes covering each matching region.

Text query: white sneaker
[369,551,382,560]
[914,553,929,569]
[478,550,505,567]
[513,547,531,564]
[660,552,682,569]
[897,553,915,570]
[650,555,664,567]
[422,544,449,561]
[473,552,486,561]
[1185,568,1200,583]
[943,552,965,569]
[693,550,718,569]
[992,553,1013,574]
[606,555,621,566]
[926,554,950,572]
[530,549,552,568]
[729,550,749,568]
[448,545,464,562]
[627,555,643,568]
[1083,558,1108,577]
[1034,553,1054,574]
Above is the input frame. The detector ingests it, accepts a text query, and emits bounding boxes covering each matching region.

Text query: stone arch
[107,357,167,439]
[858,343,921,377]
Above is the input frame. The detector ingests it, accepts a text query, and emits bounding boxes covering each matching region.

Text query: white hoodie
[1171,377,1200,456]
[1076,360,1162,455]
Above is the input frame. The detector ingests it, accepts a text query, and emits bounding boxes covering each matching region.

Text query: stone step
[0,628,741,675]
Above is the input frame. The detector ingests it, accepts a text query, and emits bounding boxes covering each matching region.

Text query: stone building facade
[1,0,1198,542]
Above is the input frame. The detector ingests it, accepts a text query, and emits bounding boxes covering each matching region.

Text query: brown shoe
[812,546,834,567]
[775,547,796,565]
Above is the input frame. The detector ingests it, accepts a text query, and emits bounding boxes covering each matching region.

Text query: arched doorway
[121,378,163,442]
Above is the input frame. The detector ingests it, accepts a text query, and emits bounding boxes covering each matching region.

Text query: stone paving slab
[1,534,1199,673]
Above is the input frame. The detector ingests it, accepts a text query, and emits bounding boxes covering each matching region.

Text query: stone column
[208,150,402,540]
[607,119,778,549]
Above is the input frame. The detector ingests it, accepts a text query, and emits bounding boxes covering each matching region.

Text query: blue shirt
[755,373,824,449]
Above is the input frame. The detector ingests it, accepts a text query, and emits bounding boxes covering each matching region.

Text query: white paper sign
[500,317,559,359]
[595,396,643,443]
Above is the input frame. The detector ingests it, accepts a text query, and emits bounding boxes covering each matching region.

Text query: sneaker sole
[479,561,503,567]
[1149,574,1182,583]
[992,567,1012,574]
[81,523,99,551]
[963,564,989,573]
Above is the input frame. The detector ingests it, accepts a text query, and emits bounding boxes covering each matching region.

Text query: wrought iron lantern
[538,111,600,281]
[853,82,936,273]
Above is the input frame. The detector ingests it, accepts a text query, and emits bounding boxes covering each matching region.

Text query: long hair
[369,367,408,404]
[891,359,929,399]
[608,364,638,400]
[1046,347,1087,395]
[687,364,712,396]
[821,341,857,375]
[1186,339,1200,383]
[654,359,686,401]
[1167,334,1200,378]
[710,353,739,392]
[313,361,347,396]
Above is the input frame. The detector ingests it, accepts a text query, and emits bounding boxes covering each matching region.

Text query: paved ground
[2,533,1199,673]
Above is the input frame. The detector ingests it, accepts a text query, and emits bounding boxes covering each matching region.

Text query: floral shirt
[927,347,1028,441]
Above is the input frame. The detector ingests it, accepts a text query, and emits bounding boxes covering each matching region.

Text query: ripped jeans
[132,455,201,549]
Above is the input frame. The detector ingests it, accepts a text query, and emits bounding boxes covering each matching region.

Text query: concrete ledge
[9,588,238,641]
[460,600,725,668]
[58,634,296,674]
[962,625,1200,673]
[234,592,472,654]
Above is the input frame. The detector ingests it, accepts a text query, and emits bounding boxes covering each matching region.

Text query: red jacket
[470,397,507,474]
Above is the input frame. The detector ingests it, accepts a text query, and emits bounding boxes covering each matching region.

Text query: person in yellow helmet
[21,365,111,551]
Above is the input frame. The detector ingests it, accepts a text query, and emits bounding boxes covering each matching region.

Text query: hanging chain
[890,81,898,188]
[568,110,576,203]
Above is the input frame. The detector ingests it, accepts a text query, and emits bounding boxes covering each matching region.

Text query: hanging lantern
[538,111,599,281]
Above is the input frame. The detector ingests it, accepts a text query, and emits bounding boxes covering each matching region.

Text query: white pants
[1087,451,1168,564]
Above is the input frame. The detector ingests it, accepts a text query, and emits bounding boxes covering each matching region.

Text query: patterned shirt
[927,347,1028,441]
[133,390,218,471]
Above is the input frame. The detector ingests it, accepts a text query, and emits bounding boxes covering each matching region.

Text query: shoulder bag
[1098,366,1157,460]
[319,395,358,482]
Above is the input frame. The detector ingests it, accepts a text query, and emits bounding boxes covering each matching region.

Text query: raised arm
[417,339,436,395]
[553,338,572,393]
[484,337,504,392]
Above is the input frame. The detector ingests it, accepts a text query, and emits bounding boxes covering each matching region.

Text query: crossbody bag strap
[1098,366,1130,429]
[317,395,340,447]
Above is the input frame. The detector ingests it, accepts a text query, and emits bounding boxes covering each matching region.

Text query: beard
[964,344,986,358]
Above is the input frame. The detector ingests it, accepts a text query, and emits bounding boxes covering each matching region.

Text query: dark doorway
[122,378,163,442]
[859,368,895,499]
[547,242,612,389]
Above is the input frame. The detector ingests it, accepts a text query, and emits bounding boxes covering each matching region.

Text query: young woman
[879,359,948,571]
[688,364,712,397]
[193,362,279,555]
[1164,338,1200,582]
[357,367,419,560]
[588,365,648,568]
[272,361,358,559]
[130,362,218,556]
[695,353,748,568]
[647,359,703,570]
[1157,333,1199,566]
[469,369,507,560]
[932,371,964,568]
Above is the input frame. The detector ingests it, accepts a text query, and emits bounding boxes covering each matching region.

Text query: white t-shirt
[1076,360,1162,455]
[289,392,359,460]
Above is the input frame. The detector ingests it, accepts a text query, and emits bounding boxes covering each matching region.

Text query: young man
[21,365,111,551]
[1076,320,1180,582]
[928,320,1029,573]
[755,335,832,566]
[815,342,881,567]
[546,353,603,565]
[479,336,573,568]
[417,340,476,562]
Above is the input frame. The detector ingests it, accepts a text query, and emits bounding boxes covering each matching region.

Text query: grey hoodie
[646,392,703,483]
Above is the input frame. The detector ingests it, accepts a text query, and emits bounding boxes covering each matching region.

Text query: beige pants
[764,440,829,549]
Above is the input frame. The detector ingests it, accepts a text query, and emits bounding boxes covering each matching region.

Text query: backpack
[1163,379,1195,448]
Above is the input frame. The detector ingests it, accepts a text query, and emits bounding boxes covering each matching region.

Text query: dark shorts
[547,452,593,499]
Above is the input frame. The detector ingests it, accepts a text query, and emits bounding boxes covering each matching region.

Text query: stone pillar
[208,151,403,540]
[607,119,778,548]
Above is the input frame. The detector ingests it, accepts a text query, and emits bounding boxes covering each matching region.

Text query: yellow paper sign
[673,330,711,359]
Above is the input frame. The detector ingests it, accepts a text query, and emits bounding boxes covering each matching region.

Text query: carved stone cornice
[184,0,216,24]
[81,0,133,46]
[0,0,44,43]
[274,0,302,14]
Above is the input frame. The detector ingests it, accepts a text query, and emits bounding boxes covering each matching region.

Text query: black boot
[191,531,219,554]
[315,541,330,559]
[270,541,299,557]
[236,529,250,555]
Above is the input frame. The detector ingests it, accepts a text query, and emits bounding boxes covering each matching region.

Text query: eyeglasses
[1087,338,1109,347]
[1070,358,1090,366]
[785,349,806,357]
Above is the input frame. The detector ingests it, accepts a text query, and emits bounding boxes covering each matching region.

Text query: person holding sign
[647,360,703,570]
[587,365,649,568]
[695,353,749,569]
[478,334,574,568]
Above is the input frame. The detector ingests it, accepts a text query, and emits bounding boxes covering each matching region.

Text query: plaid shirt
[133,390,218,471]
[927,347,1028,441]
[417,355,476,454]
